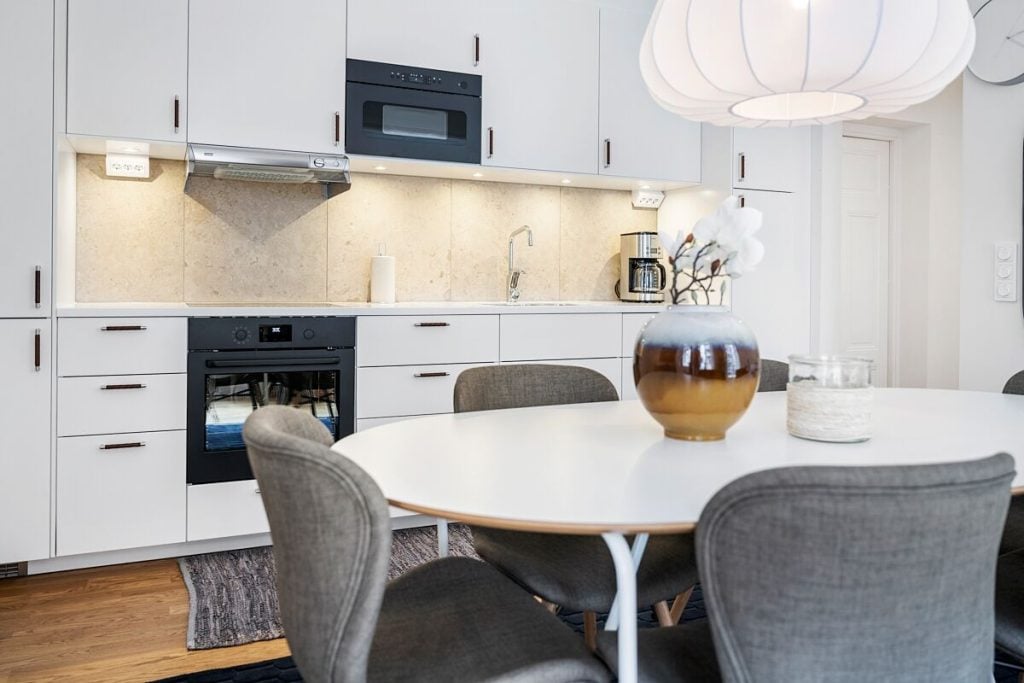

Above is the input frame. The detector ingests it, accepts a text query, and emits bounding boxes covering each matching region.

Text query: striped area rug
[178,524,478,650]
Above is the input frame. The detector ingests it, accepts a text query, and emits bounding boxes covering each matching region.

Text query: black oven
[345,59,482,164]
[187,316,355,485]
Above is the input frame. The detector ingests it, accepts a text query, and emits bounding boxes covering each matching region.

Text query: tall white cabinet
[480,0,599,175]
[67,0,188,143]
[188,0,347,153]
[598,5,700,183]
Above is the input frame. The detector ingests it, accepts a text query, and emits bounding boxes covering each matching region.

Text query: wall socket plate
[994,240,1018,302]
[631,189,665,210]
[105,153,150,179]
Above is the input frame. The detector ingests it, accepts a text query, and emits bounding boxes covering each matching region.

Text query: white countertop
[55,301,667,317]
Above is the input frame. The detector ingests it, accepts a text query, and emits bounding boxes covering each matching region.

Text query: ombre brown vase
[634,305,760,441]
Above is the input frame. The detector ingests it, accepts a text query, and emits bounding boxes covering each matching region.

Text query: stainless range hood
[186,144,351,196]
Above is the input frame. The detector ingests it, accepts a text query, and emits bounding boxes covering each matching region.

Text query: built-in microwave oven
[345,59,482,164]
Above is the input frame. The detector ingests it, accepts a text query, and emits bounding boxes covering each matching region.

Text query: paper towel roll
[370,255,396,303]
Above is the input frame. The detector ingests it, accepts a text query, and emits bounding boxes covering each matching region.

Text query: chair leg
[668,587,694,625]
[436,519,449,557]
[653,600,674,627]
[584,610,598,651]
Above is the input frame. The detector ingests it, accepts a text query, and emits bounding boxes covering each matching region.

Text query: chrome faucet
[507,225,534,303]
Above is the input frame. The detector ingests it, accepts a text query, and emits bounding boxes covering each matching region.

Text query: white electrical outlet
[105,153,150,179]
[631,189,665,209]
[994,241,1018,302]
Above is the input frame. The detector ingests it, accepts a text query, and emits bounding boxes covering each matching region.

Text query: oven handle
[205,357,341,369]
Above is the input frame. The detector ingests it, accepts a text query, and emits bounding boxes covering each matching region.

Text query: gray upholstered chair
[453,364,699,649]
[244,405,610,683]
[597,454,1015,682]
[757,359,789,392]
[996,548,1024,680]
[1002,374,1024,555]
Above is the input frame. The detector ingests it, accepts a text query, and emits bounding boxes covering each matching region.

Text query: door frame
[840,123,902,387]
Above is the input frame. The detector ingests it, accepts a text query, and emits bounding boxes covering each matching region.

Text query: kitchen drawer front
[59,317,187,376]
[622,312,658,356]
[499,314,622,361]
[357,315,499,367]
[502,358,622,399]
[56,430,186,556]
[187,480,270,542]
[357,363,493,419]
[58,374,187,436]
[621,357,638,400]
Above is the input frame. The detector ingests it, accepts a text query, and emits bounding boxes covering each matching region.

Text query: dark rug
[178,524,478,650]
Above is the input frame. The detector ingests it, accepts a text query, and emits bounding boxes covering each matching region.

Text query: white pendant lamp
[640,0,975,127]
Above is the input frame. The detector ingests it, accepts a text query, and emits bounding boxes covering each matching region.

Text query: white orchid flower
[658,230,685,258]
[725,236,765,276]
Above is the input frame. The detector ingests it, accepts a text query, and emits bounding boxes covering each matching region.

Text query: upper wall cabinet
[347,0,481,73]
[732,127,805,193]
[1,0,52,318]
[67,0,187,143]
[480,0,599,175]
[188,0,347,154]
[598,6,700,183]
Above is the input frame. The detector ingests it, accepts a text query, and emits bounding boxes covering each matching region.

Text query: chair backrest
[244,406,391,683]
[695,453,1015,683]
[453,364,619,413]
[1004,370,1024,395]
[757,359,789,392]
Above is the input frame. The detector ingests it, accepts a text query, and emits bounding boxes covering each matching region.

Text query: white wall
[959,73,1024,391]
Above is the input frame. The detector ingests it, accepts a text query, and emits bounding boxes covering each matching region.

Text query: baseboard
[26,515,438,574]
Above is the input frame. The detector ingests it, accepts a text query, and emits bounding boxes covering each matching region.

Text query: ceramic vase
[634,305,760,441]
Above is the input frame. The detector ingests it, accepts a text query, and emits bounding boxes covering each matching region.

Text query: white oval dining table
[332,388,1024,683]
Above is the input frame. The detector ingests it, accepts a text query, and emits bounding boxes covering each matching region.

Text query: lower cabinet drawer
[187,480,270,541]
[621,357,638,401]
[357,363,493,419]
[56,431,186,556]
[57,373,187,436]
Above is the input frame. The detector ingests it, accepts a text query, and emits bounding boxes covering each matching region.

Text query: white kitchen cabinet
[357,315,498,367]
[0,0,52,318]
[0,321,51,563]
[732,127,806,193]
[621,312,658,356]
[58,317,187,377]
[480,0,599,175]
[188,0,346,153]
[56,430,186,556]
[347,0,481,73]
[620,358,638,400]
[187,480,269,542]
[598,5,700,183]
[500,314,621,361]
[57,374,188,437]
[730,189,811,362]
[357,362,495,419]
[67,0,187,142]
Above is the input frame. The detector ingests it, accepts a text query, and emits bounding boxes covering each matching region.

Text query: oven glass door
[345,82,481,163]
[187,349,354,484]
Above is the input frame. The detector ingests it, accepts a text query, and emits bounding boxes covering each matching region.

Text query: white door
[347,0,482,73]
[188,0,346,154]
[729,190,811,362]
[839,136,891,385]
[598,5,700,183]
[0,0,52,318]
[0,321,51,563]
[67,0,188,142]
[480,0,599,174]
[732,127,805,193]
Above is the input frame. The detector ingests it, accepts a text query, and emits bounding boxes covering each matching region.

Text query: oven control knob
[303,328,315,340]
[233,327,250,344]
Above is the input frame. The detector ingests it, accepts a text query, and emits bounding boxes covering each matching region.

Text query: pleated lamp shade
[640,0,975,127]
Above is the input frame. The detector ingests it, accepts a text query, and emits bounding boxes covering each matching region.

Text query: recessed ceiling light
[472,172,483,178]
[374,165,387,171]
[640,184,651,190]
[561,178,571,184]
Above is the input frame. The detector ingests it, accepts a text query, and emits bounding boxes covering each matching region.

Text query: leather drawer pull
[414,322,450,328]
[100,383,147,390]
[99,442,146,450]
[414,372,450,378]
[100,325,147,332]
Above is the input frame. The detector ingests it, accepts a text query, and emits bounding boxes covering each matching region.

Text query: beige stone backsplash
[75,154,657,303]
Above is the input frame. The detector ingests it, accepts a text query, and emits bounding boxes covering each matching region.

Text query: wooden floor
[0,559,289,683]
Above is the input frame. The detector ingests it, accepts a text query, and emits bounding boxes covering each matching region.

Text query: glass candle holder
[786,355,874,443]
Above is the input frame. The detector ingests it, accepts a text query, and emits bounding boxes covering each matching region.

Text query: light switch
[994,241,1018,302]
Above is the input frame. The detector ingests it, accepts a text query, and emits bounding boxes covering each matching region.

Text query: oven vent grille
[0,563,21,579]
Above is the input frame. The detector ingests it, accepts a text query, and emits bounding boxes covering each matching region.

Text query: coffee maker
[617,232,666,303]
